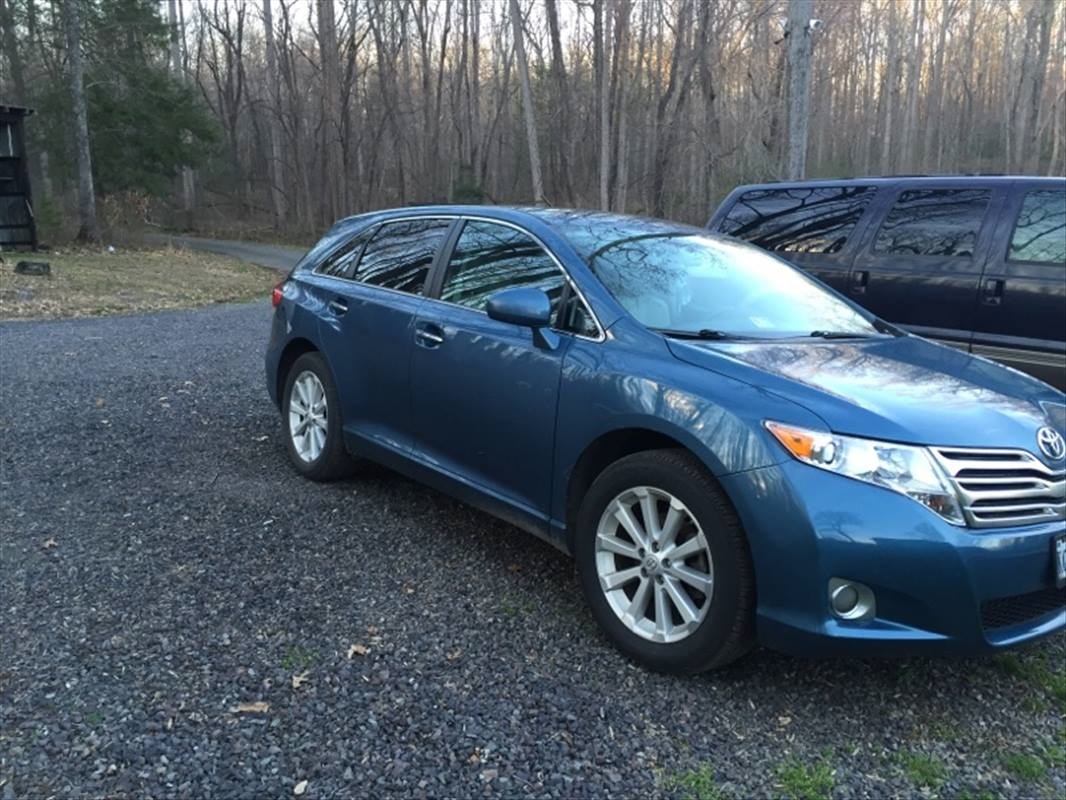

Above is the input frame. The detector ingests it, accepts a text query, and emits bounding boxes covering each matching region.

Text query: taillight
[271,281,286,308]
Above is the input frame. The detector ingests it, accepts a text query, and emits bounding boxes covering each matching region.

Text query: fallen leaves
[293,779,308,796]
[41,537,57,550]
[230,701,270,714]
[446,648,462,662]
[291,671,310,690]
[347,644,370,658]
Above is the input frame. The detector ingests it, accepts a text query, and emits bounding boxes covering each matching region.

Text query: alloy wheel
[289,370,328,462]
[594,486,714,643]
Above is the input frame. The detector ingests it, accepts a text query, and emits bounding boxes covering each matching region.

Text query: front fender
[552,331,825,526]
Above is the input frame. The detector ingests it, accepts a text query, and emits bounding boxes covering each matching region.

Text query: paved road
[0,253,1064,798]
[143,233,306,272]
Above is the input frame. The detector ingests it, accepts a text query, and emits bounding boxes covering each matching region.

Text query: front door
[409,220,575,518]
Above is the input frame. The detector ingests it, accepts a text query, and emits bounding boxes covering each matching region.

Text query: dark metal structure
[0,104,36,249]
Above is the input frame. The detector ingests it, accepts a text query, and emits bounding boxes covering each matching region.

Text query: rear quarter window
[718,186,876,254]
[1009,189,1066,264]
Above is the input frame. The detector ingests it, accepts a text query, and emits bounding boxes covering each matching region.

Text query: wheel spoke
[600,566,643,591]
[659,502,685,547]
[296,379,311,407]
[613,501,649,549]
[597,533,641,560]
[624,578,652,623]
[653,582,672,640]
[663,576,700,624]
[667,563,713,595]
[290,399,308,416]
[666,534,705,562]
[293,416,310,435]
[638,490,662,542]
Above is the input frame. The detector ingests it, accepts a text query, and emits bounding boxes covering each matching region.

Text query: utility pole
[785,0,815,180]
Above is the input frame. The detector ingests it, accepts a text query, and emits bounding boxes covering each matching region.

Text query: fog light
[828,578,875,621]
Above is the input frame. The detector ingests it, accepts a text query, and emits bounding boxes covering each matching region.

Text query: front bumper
[720,461,1066,658]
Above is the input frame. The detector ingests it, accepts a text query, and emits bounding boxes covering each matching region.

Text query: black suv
[707,176,1066,389]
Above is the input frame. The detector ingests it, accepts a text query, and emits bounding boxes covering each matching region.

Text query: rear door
[710,184,878,292]
[848,184,1004,348]
[409,219,598,520]
[310,217,455,453]
[972,183,1066,389]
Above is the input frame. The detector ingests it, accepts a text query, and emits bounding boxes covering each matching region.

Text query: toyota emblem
[1036,426,1066,461]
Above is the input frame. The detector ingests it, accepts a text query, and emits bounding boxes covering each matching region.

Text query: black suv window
[355,218,451,294]
[1009,190,1066,264]
[441,221,565,312]
[874,189,990,257]
[719,186,876,254]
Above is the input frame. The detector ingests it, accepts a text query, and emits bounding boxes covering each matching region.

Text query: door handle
[850,270,869,295]
[328,298,348,315]
[414,322,445,348]
[981,278,1004,307]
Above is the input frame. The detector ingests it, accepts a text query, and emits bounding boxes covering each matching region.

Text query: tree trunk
[62,0,99,243]
[544,0,574,204]
[317,0,344,220]
[901,0,925,171]
[880,0,901,175]
[262,0,285,228]
[785,0,814,179]
[508,0,543,204]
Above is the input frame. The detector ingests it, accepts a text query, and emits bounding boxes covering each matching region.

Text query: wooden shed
[0,104,36,249]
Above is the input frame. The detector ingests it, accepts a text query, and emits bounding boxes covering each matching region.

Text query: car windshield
[587,233,883,339]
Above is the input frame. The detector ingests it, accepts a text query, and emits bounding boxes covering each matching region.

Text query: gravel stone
[1,295,1064,799]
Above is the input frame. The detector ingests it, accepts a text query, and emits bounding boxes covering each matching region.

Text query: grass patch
[992,649,1066,713]
[0,246,278,320]
[897,751,948,789]
[775,756,834,800]
[1000,751,1046,781]
[664,765,724,800]
[281,645,316,671]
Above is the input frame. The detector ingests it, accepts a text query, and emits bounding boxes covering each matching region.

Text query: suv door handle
[328,298,348,315]
[414,321,445,348]
[981,278,1004,306]
[850,270,869,295]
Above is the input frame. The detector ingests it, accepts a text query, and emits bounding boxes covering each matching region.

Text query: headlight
[765,421,964,525]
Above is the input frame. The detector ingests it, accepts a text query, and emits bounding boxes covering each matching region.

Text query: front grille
[980,587,1066,630]
[931,447,1065,528]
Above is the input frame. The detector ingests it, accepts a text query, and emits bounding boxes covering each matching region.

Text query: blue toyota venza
[266,206,1066,673]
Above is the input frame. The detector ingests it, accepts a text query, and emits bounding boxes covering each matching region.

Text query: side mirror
[486,287,552,328]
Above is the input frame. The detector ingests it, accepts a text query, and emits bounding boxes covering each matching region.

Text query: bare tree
[509,0,543,204]
[61,0,99,242]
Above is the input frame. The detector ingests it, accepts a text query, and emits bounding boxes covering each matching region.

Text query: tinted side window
[440,221,566,313]
[355,219,451,294]
[874,189,990,257]
[316,230,369,279]
[718,186,876,254]
[1009,190,1066,264]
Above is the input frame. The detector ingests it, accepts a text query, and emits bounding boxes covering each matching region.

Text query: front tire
[282,352,356,481]
[576,449,756,673]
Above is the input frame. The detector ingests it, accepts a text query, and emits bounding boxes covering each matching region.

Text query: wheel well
[275,338,318,405]
[564,428,691,552]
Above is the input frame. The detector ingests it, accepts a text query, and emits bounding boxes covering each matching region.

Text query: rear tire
[282,352,356,481]
[575,448,756,673]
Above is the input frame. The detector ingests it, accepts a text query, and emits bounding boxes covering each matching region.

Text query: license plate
[1056,534,1066,589]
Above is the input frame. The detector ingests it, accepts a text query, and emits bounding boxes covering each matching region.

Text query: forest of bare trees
[2,0,1065,239]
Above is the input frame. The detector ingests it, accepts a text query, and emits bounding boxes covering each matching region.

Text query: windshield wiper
[655,328,734,340]
[808,330,879,340]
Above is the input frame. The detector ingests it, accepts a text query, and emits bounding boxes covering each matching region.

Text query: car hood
[668,335,1066,451]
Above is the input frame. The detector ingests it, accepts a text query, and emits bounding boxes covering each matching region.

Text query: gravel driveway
[1,287,1064,799]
